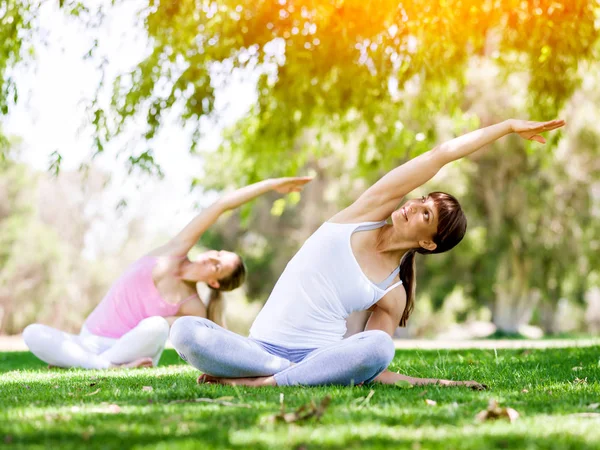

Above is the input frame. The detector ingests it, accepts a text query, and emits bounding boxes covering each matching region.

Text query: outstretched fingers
[533,119,566,142]
[541,119,566,131]
[272,176,314,194]
[516,119,565,143]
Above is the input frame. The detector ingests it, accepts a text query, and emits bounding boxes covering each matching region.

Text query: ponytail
[398,249,416,327]
[207,288,226,327]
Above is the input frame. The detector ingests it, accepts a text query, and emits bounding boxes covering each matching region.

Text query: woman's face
[189,250,240,284]
[390,195,439,249]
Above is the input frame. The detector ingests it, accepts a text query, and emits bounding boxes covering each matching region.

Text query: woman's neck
[174,258,208,285]
[374,224,414,261]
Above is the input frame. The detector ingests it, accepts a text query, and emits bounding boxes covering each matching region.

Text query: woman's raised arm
[153,177,313,257]
[332,119,565,223]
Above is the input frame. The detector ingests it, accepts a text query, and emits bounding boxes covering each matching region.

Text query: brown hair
[398,192,467,326]
[206,256,247,326]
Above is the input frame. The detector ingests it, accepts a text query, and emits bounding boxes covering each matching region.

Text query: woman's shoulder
[329,207,389,225]
[329,200,393,224]
[325,217,387,229]
[145,242,187,258]
[130,252,183,281]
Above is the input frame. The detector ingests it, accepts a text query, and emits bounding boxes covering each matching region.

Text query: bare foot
[197,374,276,387]
[197,374,218,384]
[111,357,154,369]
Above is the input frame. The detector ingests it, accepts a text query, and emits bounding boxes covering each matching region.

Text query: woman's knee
[361,330,396,368]
[22,324,45,349]
[138,316,170,341]
[169,316,213,351]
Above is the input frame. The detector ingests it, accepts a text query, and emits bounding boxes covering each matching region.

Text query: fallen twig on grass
[476,399,519,423]
[267,393,331,423]
[357,390,375,410]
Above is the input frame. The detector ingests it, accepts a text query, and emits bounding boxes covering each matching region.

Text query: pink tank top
[84,256,193,338]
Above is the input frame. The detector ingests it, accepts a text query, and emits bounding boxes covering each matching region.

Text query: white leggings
[23,316,170,369]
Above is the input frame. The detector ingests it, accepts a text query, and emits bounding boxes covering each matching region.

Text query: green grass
[1,346,599,449]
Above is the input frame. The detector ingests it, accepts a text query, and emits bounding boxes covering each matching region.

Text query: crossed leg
[170,316,395,387]
[169,316,292,378]
[23,316,170,369]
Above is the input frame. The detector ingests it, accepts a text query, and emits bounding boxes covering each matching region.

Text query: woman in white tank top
[171,118,565,388]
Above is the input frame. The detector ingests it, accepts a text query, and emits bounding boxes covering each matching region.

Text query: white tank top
[249,220,403,348]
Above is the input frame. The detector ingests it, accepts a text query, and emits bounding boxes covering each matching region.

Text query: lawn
[1,346,599,449]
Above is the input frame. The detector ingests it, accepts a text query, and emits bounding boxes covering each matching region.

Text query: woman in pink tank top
[23,177,313,370]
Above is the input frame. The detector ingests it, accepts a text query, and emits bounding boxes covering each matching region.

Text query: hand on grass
[440,379,488,390]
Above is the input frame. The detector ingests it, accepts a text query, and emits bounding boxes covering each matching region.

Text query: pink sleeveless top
[84,256,193,338]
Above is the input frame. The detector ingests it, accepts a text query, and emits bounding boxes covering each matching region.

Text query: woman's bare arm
[365,290,486,389]
[151,177,312,257]
[332,119,565,223]
[165,297,209,326]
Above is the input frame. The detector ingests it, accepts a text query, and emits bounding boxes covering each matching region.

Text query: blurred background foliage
[0,0,599,337]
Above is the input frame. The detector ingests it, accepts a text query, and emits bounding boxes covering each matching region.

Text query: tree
[2,1,599,334]
[0,0,34,151]
[417,60,600,334]
[0,0,94,156]
[0,144,144,334]
[91,0,598,182]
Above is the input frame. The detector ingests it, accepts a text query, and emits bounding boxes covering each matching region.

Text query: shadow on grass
[0,349,187,374]
[5,424,599,450]
[312,432,600,450]
[4,392,600,450]
[1,410,270,450]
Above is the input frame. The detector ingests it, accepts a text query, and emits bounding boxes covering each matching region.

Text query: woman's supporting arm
[333,119,565,223]
[153,177,312,257]
[165,296,209,326]
[366,289,487,389]
[374,369,486,389]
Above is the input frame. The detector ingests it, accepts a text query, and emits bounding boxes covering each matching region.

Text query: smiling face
[183,250,242,287]
[391,195,440,251]
[390,191,467,254]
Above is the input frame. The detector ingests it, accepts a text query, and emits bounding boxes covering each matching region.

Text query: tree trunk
[491,250,537,333]
[0,296,13,335]
[538,301,559,334]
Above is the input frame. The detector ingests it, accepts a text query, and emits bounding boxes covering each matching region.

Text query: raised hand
[271,176,314,194]
[509,119,565,144]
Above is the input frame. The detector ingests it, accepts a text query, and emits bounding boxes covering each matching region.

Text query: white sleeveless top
[249,221,403,348]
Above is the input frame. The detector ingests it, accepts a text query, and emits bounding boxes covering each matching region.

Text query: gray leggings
[169,317,395,386]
